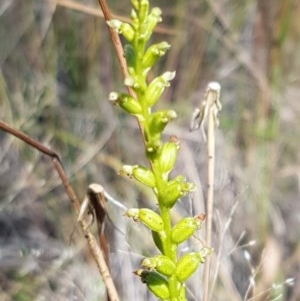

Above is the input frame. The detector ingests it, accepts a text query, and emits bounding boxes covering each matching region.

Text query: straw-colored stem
[203,108,215,301]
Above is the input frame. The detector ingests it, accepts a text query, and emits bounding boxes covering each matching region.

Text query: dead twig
[0,120,120,301]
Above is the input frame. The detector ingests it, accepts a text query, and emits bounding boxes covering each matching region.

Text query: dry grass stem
[203,107,216,301]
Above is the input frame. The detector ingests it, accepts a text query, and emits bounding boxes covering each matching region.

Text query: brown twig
[97,0,129,80]
[97,0,146,146]
[87,184,110,266]
[0,120,120,301]
[78,184,115,301]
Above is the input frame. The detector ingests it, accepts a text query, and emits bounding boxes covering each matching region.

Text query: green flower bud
[146,139,162,157]
[107,20,135,42]
[142,42,171,70]
[145,71,176,106]
[175,248,212,282]
[120,23,135,42]
[139,208,164,232]
[149,110,177,137]
[119,165,156,187]
[109,92,142,115]
[125,208,163,232]
[152,230,165,253]
[134,269,170,300]
[171,216,203,244]
[159,182,181,208]
[132,165,156,187]
[130,9,139,29]
[138,0,149,23]
[159,178,196,208]
[179,286,188,301]
[142,7,162,41]
[142,255,176,276]
[130,0,139,10]
[175,252,202,282]
[159,138,179,176]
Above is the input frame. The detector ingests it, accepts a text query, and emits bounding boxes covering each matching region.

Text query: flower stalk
[108,1,210,300]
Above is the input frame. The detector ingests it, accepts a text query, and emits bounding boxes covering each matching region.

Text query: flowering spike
[108,0,211,298]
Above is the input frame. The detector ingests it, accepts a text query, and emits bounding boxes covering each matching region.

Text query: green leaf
[152,230,166,253]
[124,44,136,71]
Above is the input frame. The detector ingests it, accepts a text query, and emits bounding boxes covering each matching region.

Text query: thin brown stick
[97,0,129,80]
[0,120,62,164]
[77,184,111,301]
[0,120,120,301]
[97,0,146,144]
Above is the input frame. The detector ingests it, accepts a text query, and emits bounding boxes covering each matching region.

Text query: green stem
[159,204,179,298]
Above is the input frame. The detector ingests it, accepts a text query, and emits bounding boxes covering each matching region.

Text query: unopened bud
[145,72,175,106]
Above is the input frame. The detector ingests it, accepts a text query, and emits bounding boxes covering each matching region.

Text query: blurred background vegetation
[0,0,299,300]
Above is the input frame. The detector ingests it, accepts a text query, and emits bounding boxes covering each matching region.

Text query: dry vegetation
[0,0,299,300]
